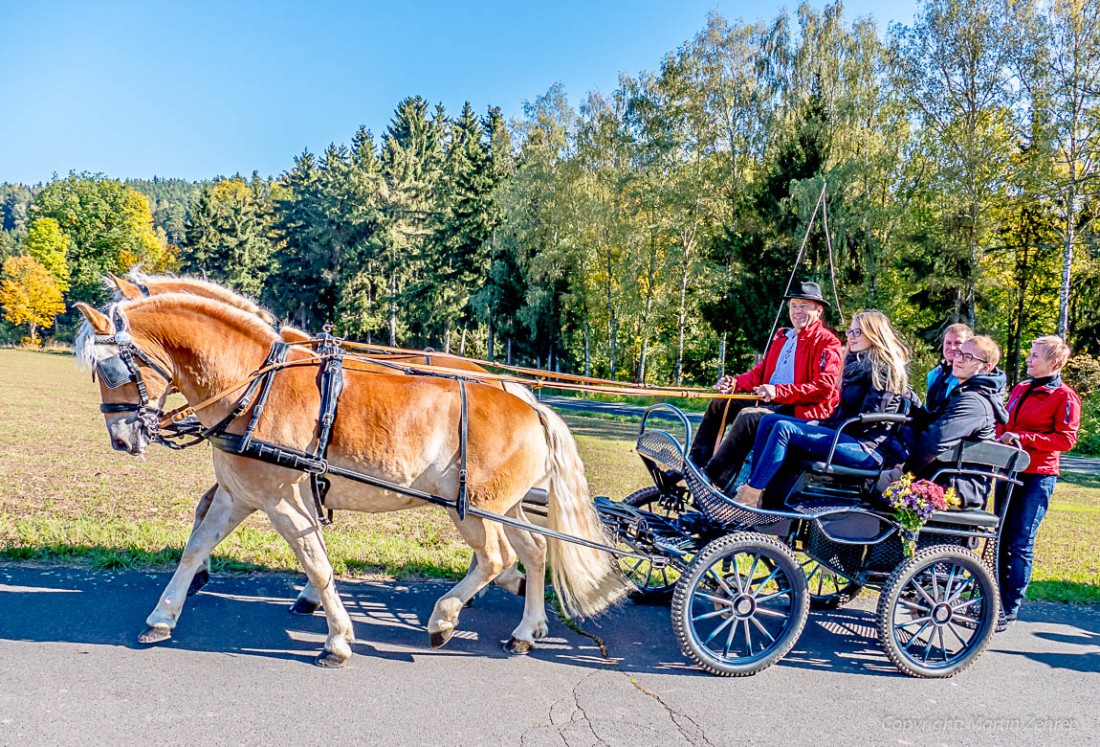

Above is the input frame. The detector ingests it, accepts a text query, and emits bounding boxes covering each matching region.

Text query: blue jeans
[995,473,1056,616]
[747,414,882,492]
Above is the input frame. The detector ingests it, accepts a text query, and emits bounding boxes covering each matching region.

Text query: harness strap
[456,380,469,520]
[239,342,291,452]
[308,328,345,526]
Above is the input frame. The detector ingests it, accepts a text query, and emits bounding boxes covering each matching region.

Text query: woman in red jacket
[995,335,1081,629]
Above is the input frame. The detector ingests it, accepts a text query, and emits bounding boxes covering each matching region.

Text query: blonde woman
[737,311,911,508]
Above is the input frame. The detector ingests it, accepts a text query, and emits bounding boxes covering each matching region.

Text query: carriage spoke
[930,567,942,602]
[754,607,789,619]
[693,607,736,622]
[703,613,737,646]
[937,628,950,662]
[946,622,969,649]
[910,578,937,607]
[749,615,776,643]
[943,565,960,604]
[746,555,761,587]
[895,615,933,629]
[741,618,754,652]
[945,576,976,605]
[952,613,981,626]
[900,620,932,648]
[751,566,782,596]
[722,615,740,657]
[754,589,793,604]
[707,567,737,598]
[921,629,936,661]
[896,596,929,613]
[694,591,735,607]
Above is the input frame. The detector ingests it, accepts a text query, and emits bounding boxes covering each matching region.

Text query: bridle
[91,308,175,447]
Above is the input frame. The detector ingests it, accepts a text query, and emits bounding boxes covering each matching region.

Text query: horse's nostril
[115,438,128,451]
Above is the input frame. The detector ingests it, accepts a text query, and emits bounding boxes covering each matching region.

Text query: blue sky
[0,0,917,185]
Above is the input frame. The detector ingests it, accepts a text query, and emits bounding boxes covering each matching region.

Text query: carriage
[593,404,1029,678]
[75,280,1029,678]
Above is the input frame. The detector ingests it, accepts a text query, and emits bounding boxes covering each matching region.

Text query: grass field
[1,348,1096,604]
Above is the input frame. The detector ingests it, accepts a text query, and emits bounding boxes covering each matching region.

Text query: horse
[105,272,534,605]
[75,293,628,666]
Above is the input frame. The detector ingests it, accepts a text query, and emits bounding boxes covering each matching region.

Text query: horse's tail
[533,402,629,618]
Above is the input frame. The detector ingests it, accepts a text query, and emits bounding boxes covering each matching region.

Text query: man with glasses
[690,281,843,491]
[926,323,974,414]
[904,335,1009,509]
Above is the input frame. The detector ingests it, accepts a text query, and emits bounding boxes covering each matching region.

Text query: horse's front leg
[185,484,219,597]
[264,495,355,668]
[429,517,513,648]
[141,486,253,644]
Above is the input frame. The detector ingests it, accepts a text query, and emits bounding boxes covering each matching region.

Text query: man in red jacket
[995,335,1081,629]
[691,281,843,490]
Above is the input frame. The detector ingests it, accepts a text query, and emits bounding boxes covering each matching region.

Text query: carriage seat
[926,508,999,529]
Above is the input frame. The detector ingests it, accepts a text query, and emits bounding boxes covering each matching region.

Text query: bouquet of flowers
[881,473,960,557]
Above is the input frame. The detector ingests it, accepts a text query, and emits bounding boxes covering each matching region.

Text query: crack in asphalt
[563,615,713,747]
[626,677,714,746]
[571,671,607,746]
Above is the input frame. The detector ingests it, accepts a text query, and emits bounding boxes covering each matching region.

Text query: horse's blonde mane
[133,292,281,345]
[125,272,279,326]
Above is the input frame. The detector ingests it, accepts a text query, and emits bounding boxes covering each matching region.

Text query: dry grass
[1,349,1096,603]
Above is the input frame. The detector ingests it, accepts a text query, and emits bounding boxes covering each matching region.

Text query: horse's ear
[111,274,144,300]
[75,302,112,335]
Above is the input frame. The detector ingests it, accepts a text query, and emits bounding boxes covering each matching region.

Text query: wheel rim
[687,547,799,666]
[889,560,990,670]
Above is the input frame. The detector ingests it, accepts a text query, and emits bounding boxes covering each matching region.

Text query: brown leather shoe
[735,485,763,509]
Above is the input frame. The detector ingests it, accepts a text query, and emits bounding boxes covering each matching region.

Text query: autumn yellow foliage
[0,255,66,346]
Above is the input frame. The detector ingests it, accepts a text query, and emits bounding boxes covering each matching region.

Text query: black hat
[784,281,828,307]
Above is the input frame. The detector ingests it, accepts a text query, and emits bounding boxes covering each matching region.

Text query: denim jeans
[746,413,882,492]
[995,473,1057,616]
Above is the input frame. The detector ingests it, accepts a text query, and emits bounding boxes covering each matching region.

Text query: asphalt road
[1,565,1097,746]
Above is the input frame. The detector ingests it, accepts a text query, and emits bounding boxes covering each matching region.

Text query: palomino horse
[106,272,533,605]
[76,293,627,666]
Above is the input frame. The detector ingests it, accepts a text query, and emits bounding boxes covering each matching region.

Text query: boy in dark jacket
[905,335,1009,509]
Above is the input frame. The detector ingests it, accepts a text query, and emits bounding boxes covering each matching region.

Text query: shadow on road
[2,565,1097,678]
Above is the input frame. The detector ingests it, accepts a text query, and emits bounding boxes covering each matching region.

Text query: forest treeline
[2,0,1100,395]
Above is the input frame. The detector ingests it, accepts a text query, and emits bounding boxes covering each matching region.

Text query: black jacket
[906,369,1010,508]
[820,354,907,451]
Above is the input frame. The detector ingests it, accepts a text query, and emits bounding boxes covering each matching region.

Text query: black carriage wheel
[876,544,998,678]
[671,532,809,676]
[619,486,687,603]
[796,552,863,610]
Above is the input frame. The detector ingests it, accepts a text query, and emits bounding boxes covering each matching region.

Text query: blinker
[97,356,132,389]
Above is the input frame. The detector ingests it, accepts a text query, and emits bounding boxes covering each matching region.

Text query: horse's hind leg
[463,556,524,607]
[264,496,354,668]
[502,509,548,655]
[142,486,253,644]
[429,517,513,648]
[186,484,219,597]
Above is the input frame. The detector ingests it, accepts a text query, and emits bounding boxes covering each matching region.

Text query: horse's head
[75,302,174,457]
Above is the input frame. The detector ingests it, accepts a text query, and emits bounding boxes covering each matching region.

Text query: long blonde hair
[850,310,910,394]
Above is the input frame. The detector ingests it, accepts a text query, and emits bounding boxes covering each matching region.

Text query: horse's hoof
[138,625,172,645]
[505,637,533,655]
[429,629,453,649]
[314,650,349,668]
[186,569,210,597]
[289,599,320,616]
